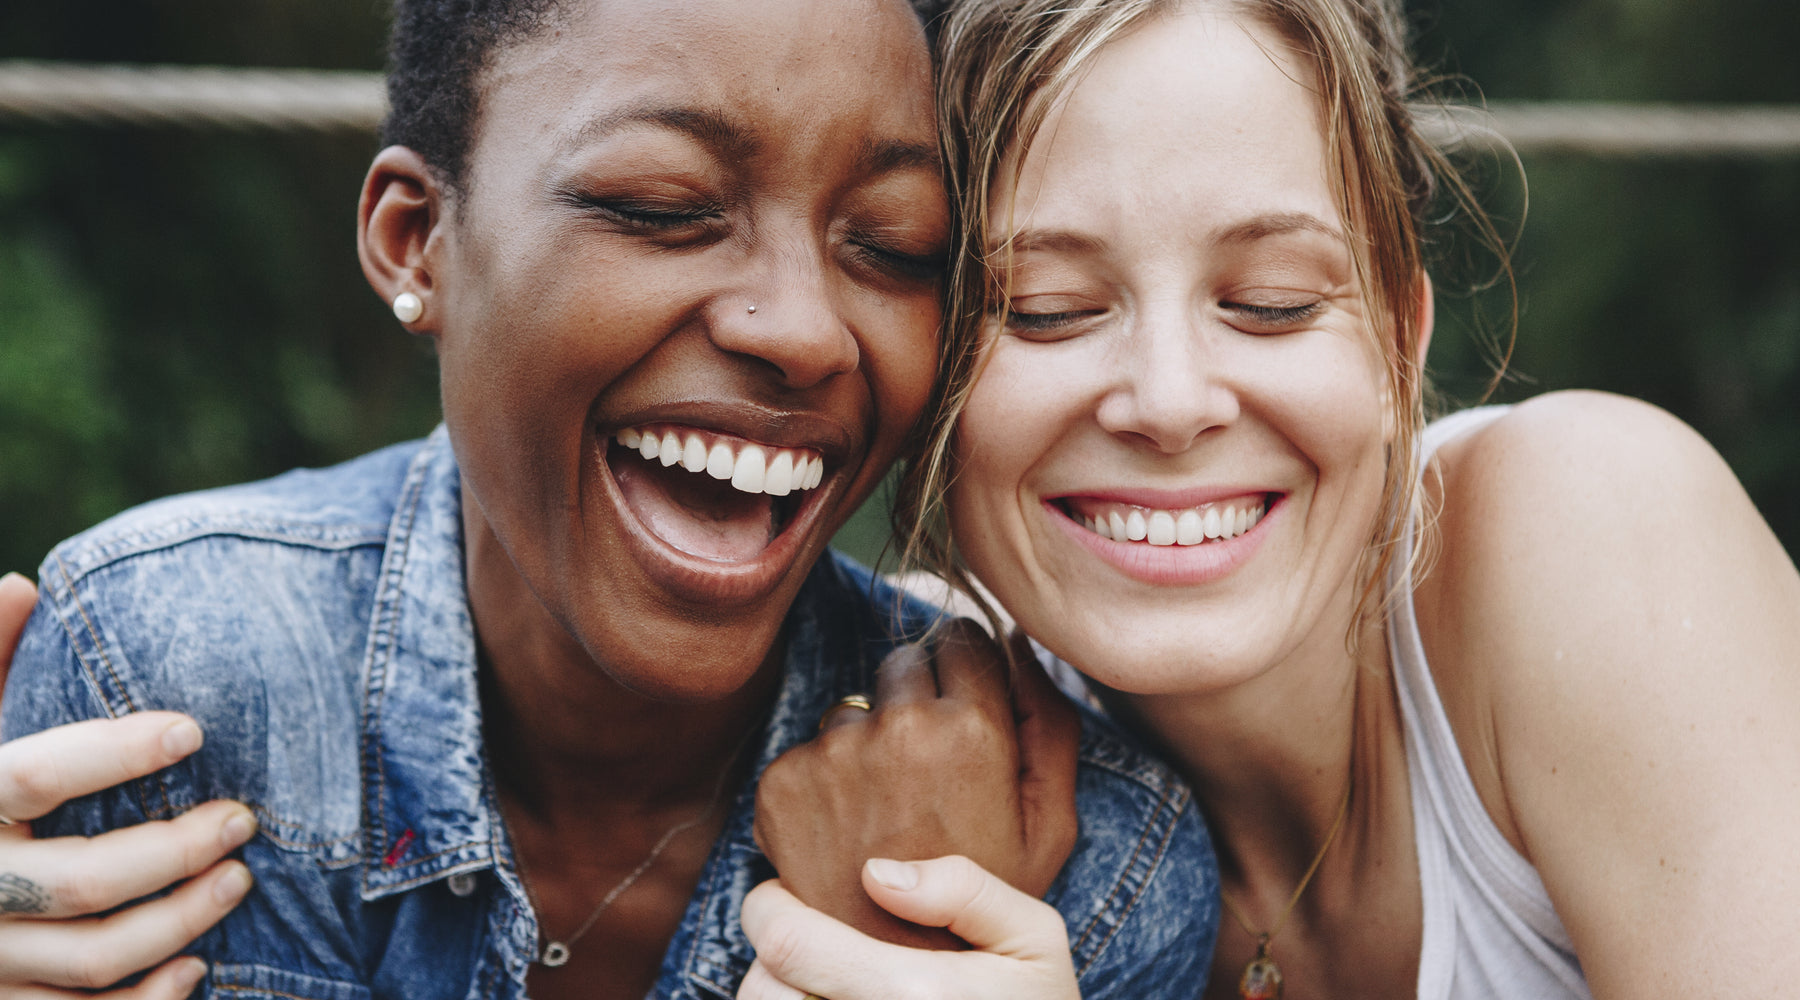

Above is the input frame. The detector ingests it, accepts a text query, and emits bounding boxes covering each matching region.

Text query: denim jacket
[6,427,1219,1000]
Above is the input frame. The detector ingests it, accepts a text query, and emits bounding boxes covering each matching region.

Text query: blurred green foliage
[0,0,1795,578]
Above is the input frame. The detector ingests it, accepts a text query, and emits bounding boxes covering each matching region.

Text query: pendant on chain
[1238,934,1283,999]
[541,942,572,967]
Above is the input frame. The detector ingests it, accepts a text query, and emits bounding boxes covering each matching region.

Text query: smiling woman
[0,0,1220,997]
[735,1,1800,999]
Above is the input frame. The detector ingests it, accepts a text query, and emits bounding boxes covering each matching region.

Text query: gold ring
[817,694,873,732]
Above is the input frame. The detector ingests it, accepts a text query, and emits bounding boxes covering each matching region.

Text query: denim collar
[357,426,494,900]
[353,427,929,997]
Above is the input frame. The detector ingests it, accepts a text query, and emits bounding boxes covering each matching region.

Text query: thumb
[861,855,1071,958]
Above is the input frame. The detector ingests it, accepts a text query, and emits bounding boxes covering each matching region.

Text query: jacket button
[447,872,478,897]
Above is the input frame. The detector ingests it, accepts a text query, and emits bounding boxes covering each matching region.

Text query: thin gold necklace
[1217,776,1352,1000]
[510,730,752,968]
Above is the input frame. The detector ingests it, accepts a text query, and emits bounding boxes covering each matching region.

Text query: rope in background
[4,60,1800,156]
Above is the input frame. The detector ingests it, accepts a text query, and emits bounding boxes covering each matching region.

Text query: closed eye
[563,193,725,234]
[850,242,946,284]
[1002,308,1105,340]
[1220,299,1323,331]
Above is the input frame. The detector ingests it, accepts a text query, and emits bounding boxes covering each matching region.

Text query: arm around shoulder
[1425,391,1800,997]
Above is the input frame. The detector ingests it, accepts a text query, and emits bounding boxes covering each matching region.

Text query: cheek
[945,341,1082,564]
[1264,334,1390,476]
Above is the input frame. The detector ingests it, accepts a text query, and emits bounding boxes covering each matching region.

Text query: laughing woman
[739,0,1800,997]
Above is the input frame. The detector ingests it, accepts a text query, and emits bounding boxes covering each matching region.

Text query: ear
[1414,270,1435,369]
[358,145,450,335]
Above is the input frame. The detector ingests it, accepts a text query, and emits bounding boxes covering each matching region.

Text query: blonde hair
[892,0,1510,639]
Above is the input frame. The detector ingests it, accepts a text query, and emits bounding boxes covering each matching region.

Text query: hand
[737,855,1081,1000]
[753,621,1079,949]
[0,572,256,998]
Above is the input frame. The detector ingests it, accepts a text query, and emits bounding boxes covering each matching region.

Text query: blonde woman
[738,0,1800,997]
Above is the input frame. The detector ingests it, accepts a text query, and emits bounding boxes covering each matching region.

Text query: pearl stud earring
[392,292,423,324]
[746,304,757,314]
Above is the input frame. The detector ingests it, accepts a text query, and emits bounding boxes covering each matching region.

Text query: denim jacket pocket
[207,964,372,1000]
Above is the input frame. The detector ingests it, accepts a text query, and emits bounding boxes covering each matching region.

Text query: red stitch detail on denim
[383,828,416,866]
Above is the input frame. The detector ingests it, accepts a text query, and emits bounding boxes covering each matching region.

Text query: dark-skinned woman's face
[427,0,945,699]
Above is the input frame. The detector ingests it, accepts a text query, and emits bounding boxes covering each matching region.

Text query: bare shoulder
[1414,392,1800,989]
[1424,390,1795,658]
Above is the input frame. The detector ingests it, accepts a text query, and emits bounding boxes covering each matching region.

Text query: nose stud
[746,304,757,314]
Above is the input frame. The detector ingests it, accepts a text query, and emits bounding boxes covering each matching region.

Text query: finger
[873,642,935,707]
[0,573,38,689]
[0,714,205,822]
[861,856,1069,958]
[932,620,1009,718]
[1006,631,1079,857]
[817,696,874,734]
[0,861,250,989]
[741,880,932,1000]
[735,958,809,1000]
[10,799,256,918]
[106,955,209,1000]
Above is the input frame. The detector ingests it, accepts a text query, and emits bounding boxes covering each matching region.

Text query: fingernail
[213,863,253,905]
[866,858,919,891]
[171,956,208,991]
[221,808,257,849]
[162,719,203,757]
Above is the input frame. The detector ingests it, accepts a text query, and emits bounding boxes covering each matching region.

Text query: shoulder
[45,436,422,587]
[1422,390,1790,680]
[8,439,429,823]
[1415,392,1800,874]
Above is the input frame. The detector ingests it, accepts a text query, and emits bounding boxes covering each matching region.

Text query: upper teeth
[615,426,824,497]
[1078,499,1266,546]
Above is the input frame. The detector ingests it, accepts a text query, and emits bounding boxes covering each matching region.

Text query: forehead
[473,0,936,168]
[1004,8,1338,244]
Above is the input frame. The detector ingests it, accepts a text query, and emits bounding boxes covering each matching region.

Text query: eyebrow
[566,103,759,162]
[991,229,1106,257]
[993,211,1343,258]
[855,136,942,177]
[1213,211,1345,245]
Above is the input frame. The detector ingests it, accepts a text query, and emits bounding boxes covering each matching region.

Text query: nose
[1094,307,1238,452]
[710,242,859,390]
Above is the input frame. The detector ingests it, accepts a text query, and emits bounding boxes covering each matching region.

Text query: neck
[1106,599,1401,893]
[463,504,782,828]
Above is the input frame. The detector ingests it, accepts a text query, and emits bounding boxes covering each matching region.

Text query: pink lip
[1043,492,1282,586]
[1046,485,1269,509]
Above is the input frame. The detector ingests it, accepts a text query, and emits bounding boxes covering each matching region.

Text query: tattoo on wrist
[0,874,49,915]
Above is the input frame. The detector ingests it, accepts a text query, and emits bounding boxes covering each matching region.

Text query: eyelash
[1221,300,1324,328]
[852,242,945,283]
[567,194,723,231]
[1001,309,1101,338]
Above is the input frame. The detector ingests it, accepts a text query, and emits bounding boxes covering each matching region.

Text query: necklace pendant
[1238,935,1283,1000]
[541,941,571,967]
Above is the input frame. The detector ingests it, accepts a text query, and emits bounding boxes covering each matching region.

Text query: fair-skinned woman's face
[949,8,1392,695]
[428,0,945,700]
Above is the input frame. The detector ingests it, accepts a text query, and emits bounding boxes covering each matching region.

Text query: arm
[1426,393,1800,996]
[0,572,255,997]
[752,620,1080,948]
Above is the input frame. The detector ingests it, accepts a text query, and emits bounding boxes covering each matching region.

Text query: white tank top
[1392,406,1592,999]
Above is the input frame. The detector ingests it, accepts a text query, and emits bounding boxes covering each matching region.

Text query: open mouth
[1055,494,1271,547]
[607,424,826,563]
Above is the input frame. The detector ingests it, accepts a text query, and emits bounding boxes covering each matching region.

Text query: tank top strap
[1390,406,1591,999]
